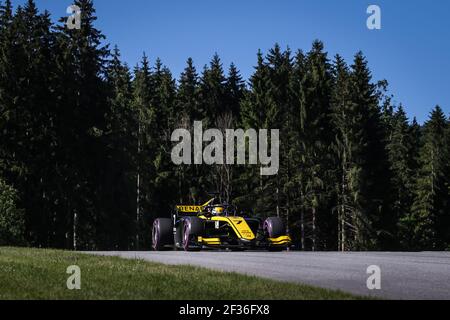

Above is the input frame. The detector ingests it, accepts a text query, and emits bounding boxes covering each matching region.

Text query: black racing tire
[182,217,204,251]
[263,217,285,238]
[264,217,286,252]
[152,218,173,251]
[175,223,183,249]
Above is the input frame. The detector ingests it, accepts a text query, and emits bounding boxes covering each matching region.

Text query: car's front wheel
[152,218,173,251]
[264,217,286,252]
[263,217,285,238]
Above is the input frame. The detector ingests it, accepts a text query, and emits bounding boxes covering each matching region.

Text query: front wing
[196,235,292,249]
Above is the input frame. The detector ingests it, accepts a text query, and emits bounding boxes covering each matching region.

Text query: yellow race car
[152,195,291,251]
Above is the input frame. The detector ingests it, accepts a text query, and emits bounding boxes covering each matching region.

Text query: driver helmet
[212,206,225,216]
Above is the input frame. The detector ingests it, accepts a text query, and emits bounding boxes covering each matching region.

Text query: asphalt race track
[88,251,450,300]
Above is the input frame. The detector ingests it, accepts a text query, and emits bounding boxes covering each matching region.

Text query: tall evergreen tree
[287,49,307,248]
[264,44,292,234]
[295,41,333,250]
[331,54,363,251]
[54,0,109,249]
[177,58,200,122]
[387,106,416,249]
[0,0,59,247]
[225,63,245,124]
[349,52,392,250]
[99,46,135,249]
[411,106,449,249]
[132,54,155,249]
[240,45,288,218]
[239,50,272,212]
[17,1,59,247]
[199,53,227,122]
[397,116,422,249]
[0,0,17,180]
[175,58,203,202]
[150,59,178,223]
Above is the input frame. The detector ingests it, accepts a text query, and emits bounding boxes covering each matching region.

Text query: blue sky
[14,0,450,123]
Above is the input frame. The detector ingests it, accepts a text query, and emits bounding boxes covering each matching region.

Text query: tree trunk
[73,210,78,251]
[136,123,141,250]
[341,208,346,252]
[312,206,316,252]
[338,204,342,252]
[276,187,280,218]
[300,182,305,251]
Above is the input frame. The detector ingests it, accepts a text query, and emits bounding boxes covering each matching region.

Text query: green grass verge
[0,247,362,300]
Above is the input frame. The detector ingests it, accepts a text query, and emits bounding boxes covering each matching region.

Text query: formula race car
[151,194,292,251]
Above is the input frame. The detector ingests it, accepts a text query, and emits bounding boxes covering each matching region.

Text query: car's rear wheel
[264,217,286,252]
[182,217,204,251]
[152,218,173,251]
[263,217,285,238]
